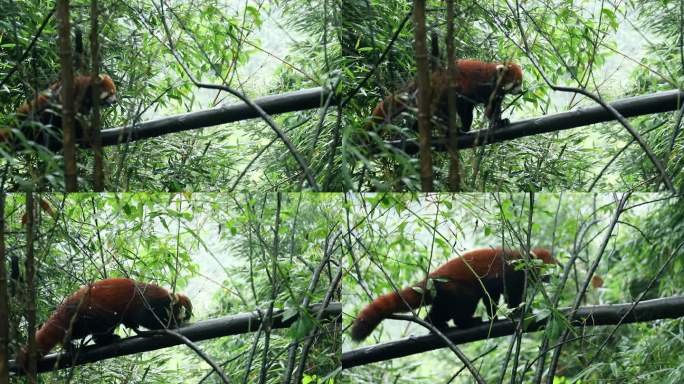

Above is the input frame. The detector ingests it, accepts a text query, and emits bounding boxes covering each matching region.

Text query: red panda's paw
[425,317,449,331]
[453,316,483,328]
[490,118,510,130]
[93,332,121,346]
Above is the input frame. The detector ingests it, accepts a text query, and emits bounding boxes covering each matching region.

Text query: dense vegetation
[2,0,684,382]
[344,193,684,382]
[5,193,341,383]
[1,0,683,191]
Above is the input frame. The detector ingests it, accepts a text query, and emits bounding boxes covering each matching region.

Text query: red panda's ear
[495,64,506,77]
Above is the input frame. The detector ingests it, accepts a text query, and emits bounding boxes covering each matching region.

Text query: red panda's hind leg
[92,331,121,346]
[456,100,475,132]
[425,282,462,329]
[481,290,501,321]
[424,300,451,330]
[449,293,481,328]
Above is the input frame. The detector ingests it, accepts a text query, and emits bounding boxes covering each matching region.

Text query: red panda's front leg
[456,99,475,132]
[485,95,510,130]
[92,331,121,346]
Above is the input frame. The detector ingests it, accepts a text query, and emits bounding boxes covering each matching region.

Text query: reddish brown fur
[19,278,191,364]
[453,60,523,105]
[17,74,116,116]
[14,74,116,147]
[365,60,523,132]
[351,247,554,341]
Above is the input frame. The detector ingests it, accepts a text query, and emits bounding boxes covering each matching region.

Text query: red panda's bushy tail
[15,311,68,372]
[351,282,431,342]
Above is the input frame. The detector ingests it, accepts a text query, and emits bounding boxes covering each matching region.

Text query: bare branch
[9,302,341,375]
[341,296,684,368]
[99,86,331,147]
[385,90,684,153]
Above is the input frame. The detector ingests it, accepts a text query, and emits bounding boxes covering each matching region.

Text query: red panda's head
[70,74,117,114]
[173,293,193,324]
[97,74,117,106]
[530,247,556,265]
[529,248,557,282]
[496,63,523,95]
[18,74,117,117]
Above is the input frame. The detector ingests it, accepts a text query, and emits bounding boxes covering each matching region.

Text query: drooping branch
[10,302,341,375]
[100,87,333,147]
[137,328,230,384]
[341,296,684,368]
[0,8,55,90]
[386,89,684,153]
[546,193,629,378]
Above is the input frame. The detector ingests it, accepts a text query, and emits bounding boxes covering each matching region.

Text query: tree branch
[9,302,341,375]
[99,87,332,146]
[385,89,684,153]
[341,296,684,368]
[413,0,434,191]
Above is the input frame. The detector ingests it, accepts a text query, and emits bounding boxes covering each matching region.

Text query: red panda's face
[530,248,556,282]
[173,293,193,323]
[496,63,523,95]
[98,74,117,106]
[530,248,556,265]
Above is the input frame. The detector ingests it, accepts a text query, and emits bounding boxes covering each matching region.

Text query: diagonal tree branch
[385,90,684,153]
[99,87,332,147]
[9,302,341,375]
[341,296,684,368]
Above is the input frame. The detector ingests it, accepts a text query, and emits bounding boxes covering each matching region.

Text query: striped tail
[350,282,430,341]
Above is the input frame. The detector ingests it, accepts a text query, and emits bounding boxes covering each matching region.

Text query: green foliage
[7,193,343,383]
[619,0,684,189]
[1,0,260,190]
[340,0,621,191]
[1,0,675,190]
[343,193,683,383]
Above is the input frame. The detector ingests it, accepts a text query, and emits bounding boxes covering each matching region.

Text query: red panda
[21,198,55,226]
[365,60,523,133]
[350,247,554,342]
[12,74,117,148]
[18,278,191,365]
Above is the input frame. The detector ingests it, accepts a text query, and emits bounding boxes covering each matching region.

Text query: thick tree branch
[386,89,684,153]
[9,302,341,375]
[90,0,104,191]
[341,296,684,368]
[99,87,332,146]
